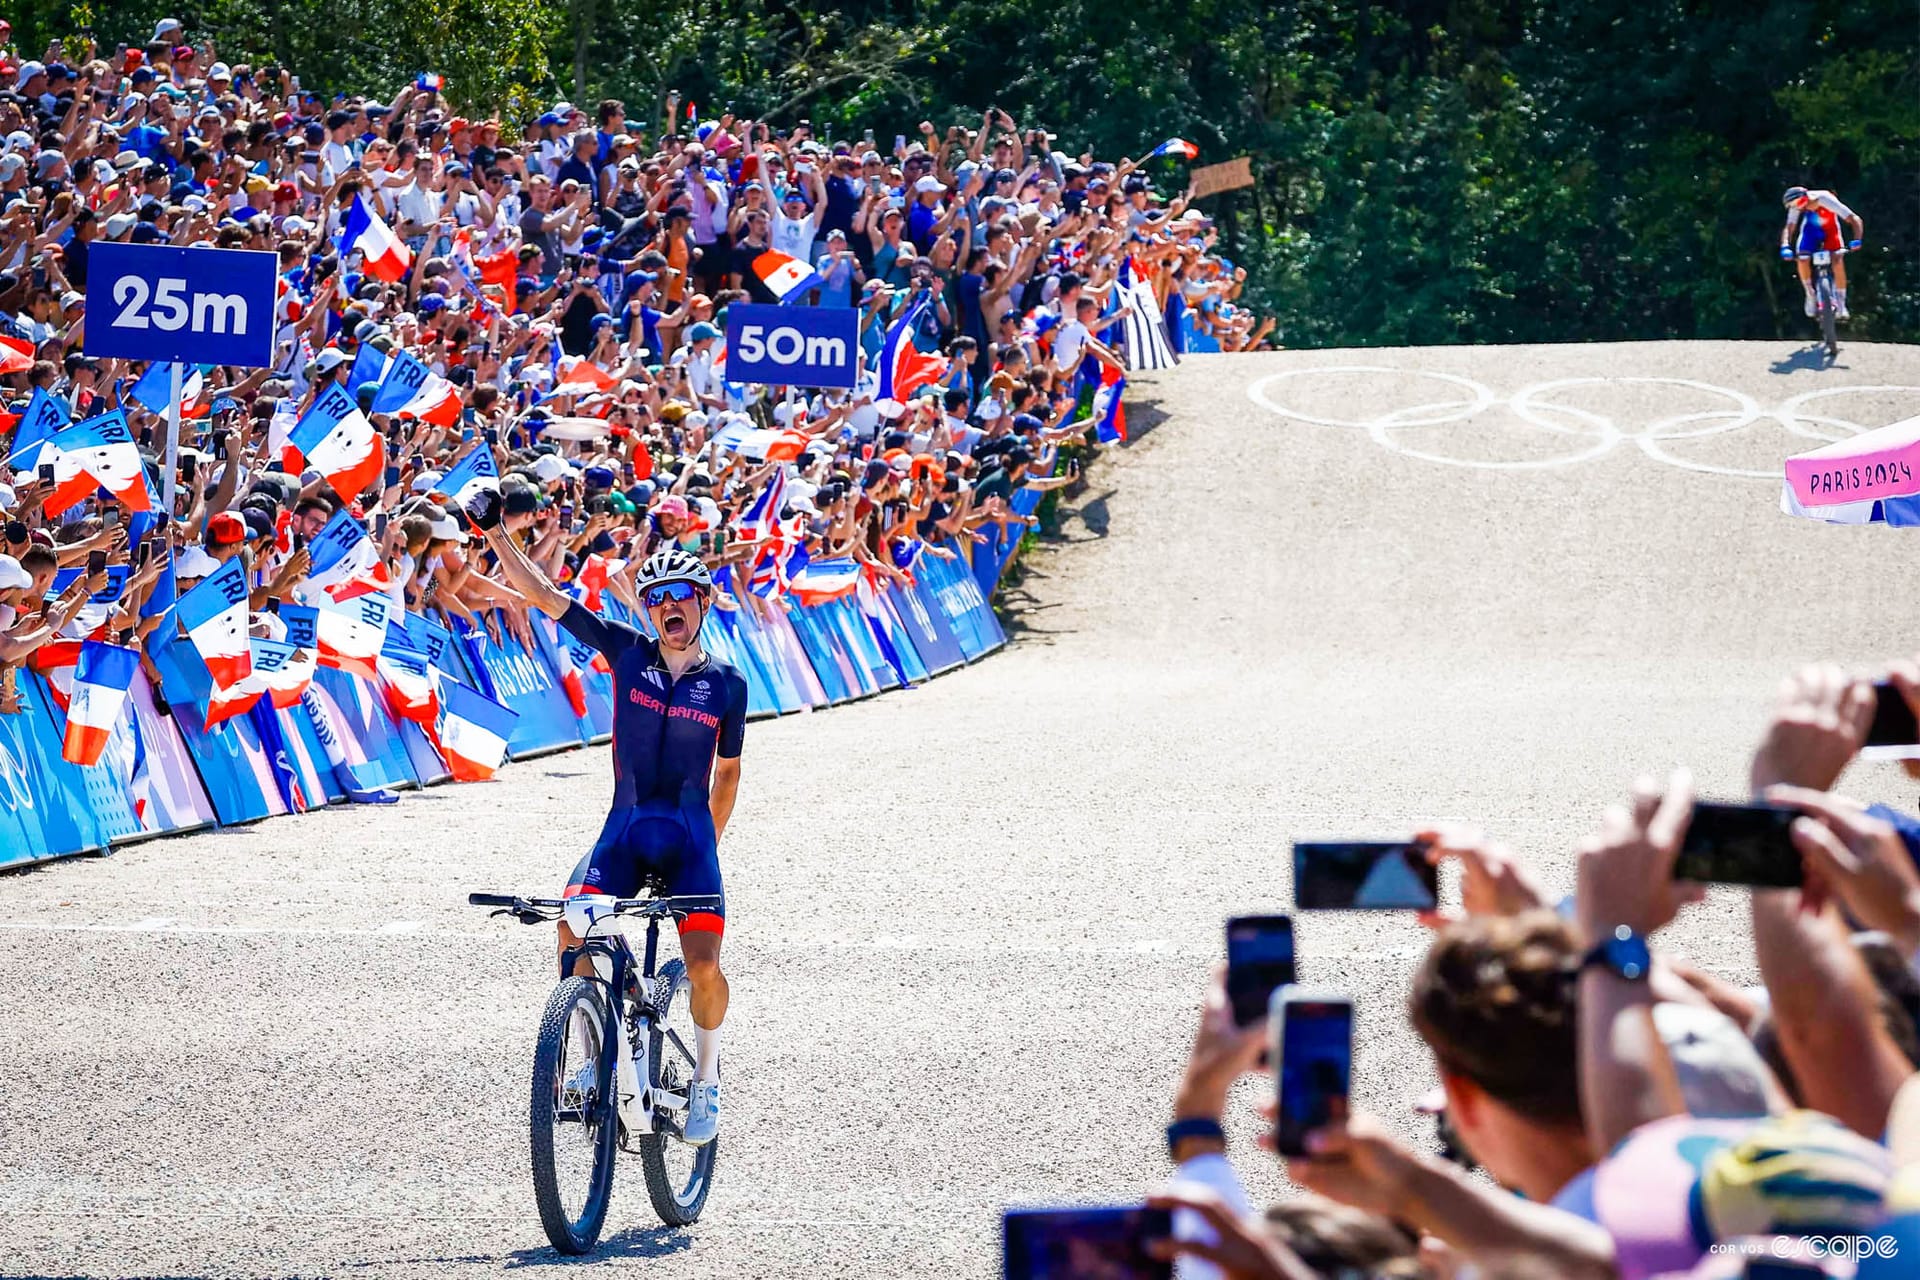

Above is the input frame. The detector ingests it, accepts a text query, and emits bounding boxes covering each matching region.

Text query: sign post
[83,242,279,518]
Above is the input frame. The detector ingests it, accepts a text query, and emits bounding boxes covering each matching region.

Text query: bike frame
[561,898,673,1138]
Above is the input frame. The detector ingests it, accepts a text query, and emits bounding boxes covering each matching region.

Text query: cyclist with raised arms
[1780,186,1864,321]
[483,527,747,1148]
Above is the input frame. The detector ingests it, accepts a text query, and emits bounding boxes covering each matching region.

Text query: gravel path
[3,340,1917,1277]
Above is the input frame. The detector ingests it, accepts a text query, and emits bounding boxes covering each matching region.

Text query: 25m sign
[85,242,278,369]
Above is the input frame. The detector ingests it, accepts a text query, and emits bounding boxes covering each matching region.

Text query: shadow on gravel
[1123,398,1170,440]
[1770,345,1847,374]
[504,1224,693,1266]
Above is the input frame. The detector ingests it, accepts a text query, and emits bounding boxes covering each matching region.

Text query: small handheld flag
[749,249,824,305]
[1147,138,1199,160]
[435,679,518,781]
[436,444,500,511]
[176,557,253,689]
[290,383,387,504]
[41,411,154,515]
[4,386,71,470]
[416,72,445,92]
[61,642,139,766]
[342,194,412,283]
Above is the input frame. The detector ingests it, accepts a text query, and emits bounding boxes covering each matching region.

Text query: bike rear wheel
[530,976,619,1254]
[637,958,718,1225]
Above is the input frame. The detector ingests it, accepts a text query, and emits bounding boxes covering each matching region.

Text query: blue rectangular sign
[724,303,858,389]
[85,242,278,368]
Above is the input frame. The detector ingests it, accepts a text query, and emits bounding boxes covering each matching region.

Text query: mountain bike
[1807,247,1843,361]
[470,890,722,1254]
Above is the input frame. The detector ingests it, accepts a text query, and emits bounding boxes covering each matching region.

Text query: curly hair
[1408,910,1584,1125]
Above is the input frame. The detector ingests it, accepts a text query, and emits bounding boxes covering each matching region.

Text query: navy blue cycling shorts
[562,803,726,936]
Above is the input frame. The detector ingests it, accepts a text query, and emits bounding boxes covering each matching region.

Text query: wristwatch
[1165,1116,1225,1157]
[1580,925,1651,982]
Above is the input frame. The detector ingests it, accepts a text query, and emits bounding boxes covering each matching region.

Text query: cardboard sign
[1191,156,1254,199]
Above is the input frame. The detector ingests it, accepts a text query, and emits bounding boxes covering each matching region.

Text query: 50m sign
[85,242,278,369]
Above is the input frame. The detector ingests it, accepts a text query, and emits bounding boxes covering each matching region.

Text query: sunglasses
[643,581,701,609]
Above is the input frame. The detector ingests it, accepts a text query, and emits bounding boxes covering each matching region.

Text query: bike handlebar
[467,891,725,922]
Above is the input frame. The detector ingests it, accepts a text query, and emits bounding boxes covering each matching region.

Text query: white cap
[913,175,946,193]
[0,555,28,590]
[427,515,467,542]
[103,213,137,238]
[175,545,221,579]
[684,410,710,430]
[12,62,45,93]
[0,484,15,512]
[411,471,445,494]
[152,18,184,42]
[872,398,906,420]
[771,401,800,426]
[531,454,570,483]
[208,62,231,80]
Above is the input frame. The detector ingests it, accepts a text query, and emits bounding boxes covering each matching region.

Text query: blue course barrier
[5,518,1025,864]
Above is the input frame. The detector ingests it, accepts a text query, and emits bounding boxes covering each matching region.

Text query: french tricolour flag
[343,194,412,283]
[307,587,392,682]
[435,679,518,781]
[1092,365,1128,443]
[395,371,463,427]
[788,555,861,606]
[5,386,70,472]
[291,383,387,505]
[437,443,500,511]
[551,356,617,399]
[61,641,138,766]
[129,362,210,417]
[876,294,948,402]
[42,411,154,516]
[1148,138,1199,160]
[303,508,382,595]
[177,556,253,689]
[377,628,440,726]
[749,249,823,305]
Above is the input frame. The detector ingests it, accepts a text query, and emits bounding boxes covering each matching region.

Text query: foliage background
[21,0,1919,346]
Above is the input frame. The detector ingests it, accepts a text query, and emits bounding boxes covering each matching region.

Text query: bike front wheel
[530,976,619,1254]
[1817,275,1840,358]
[637,958,718,1225]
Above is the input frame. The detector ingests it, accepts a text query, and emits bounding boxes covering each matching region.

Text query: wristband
[1165,1116,1225,1156]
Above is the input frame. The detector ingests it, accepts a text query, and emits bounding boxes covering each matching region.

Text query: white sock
[694,1024,721,1082]
[1838,288,1848,306]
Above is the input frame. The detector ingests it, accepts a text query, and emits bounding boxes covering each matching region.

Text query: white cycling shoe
[683,1080,720,1146]
[1837,303,1851,321]
[1803,294,1816,317]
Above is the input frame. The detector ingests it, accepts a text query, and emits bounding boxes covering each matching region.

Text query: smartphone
[1225,915,1296,1027]
[893,134,906,153]
[384,464,402,489]
[136,539,153,568]
[1292,841,1437,911]
[1271,989,1353,1158]
[101,506,121,529]
[484,427,498,446]
[1673,801,1803,889]
[1864,680,1920,749]
[38,463,56,486]
[1002,1207,1172,1280]
[211,429,231,460]
[289,531,305,554]
[86,549,108,576]
[181,454,198,484]
[373,512,389,540]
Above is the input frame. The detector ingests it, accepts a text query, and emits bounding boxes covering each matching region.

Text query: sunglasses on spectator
[644,582,702,609]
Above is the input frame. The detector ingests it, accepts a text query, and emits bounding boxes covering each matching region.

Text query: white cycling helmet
[636,546,712,593]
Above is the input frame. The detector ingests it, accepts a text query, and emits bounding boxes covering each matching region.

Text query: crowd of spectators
[0,18,1273,705]
[1126,662,1920,1278]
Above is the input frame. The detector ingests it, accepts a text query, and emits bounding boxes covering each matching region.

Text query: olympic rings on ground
[1247,368,1920,477]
